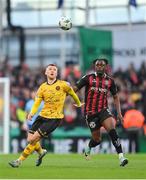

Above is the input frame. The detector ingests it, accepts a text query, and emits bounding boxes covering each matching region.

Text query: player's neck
[47,78,57,85]
[95,72,105,77]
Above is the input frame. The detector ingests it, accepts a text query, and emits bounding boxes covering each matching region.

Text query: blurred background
[0,0,146,154]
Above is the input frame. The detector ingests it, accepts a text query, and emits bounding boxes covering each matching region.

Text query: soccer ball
[59,17,72,31]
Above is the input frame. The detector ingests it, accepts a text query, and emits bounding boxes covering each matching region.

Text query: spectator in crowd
[126,63,139,87]
[123,107,145,152]
[63,61,81,83]
[138,61,146,84]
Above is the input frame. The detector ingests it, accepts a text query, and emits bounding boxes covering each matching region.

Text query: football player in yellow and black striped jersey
[9,64,83,168]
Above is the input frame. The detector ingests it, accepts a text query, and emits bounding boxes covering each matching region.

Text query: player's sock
[89,139,101,148]
[84,139,101,160]
[108,129,128,166]
[108,129,123,154]
[87,139,101,153]
[119,153,124,159]
[18,143,36,161]
[35,142,43,155]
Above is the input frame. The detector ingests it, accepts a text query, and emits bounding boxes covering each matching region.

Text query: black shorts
[29,116,62,137]
[85,108,113,132]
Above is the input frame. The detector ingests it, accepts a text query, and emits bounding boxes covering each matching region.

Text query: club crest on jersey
[56,86,60,90]
[89,121,96,128]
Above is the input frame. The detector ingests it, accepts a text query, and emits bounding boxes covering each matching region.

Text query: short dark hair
[47,64,58,68]
[93,58,108,65]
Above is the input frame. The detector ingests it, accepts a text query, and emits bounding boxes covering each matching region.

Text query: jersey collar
[47,79,57,85]
[95,72,106,78]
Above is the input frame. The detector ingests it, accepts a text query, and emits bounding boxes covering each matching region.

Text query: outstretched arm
[68,88,83,107]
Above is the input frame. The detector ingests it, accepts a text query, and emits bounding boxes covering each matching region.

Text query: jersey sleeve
[109,79,118,96]
[36,85,44,99]
[63,81,72,93]
[63,81,81,106]
[75,75,88,90]
[30,85,44,115]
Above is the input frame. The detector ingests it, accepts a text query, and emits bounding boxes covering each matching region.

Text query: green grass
[0,153,146,179]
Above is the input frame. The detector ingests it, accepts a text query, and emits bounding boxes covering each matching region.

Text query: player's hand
[73,102,85,107]
[27,113,33,121]
[117,113,124,124]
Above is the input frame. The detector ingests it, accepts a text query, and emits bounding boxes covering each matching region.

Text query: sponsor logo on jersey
[91,87,107,93]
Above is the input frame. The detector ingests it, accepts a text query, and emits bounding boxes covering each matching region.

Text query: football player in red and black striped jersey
[74,58,128,167]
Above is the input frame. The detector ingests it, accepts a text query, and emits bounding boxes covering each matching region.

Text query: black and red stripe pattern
[76,73,117,116]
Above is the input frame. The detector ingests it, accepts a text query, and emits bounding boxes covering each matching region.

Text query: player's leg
[84,129,101,160]
[9,131,42,168]
[84,115,101,160]
[28,116,48,166]
[101,117,128,166]
[35,118,62,166]
[27,132,45,155]
[27,132,47,166]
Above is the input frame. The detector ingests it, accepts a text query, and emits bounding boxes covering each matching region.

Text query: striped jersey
[76,72,118,116]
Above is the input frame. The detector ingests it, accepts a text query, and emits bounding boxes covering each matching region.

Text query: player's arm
[64,82,83,107]
[27,87,43,120]
[73,75,88,92]
[110,79,123,124]
[113,94,123,123]
[68,88,84,107]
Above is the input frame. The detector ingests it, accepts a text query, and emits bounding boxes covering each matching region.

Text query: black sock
[108,129,123,154]
[89,139,101,148]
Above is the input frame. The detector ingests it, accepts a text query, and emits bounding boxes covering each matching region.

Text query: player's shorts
[85,108,113,132]
[29,116,62,137]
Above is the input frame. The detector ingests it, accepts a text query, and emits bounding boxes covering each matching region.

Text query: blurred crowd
[0,60,146,152]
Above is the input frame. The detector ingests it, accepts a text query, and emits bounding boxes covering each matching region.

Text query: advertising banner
[79,27,146,72]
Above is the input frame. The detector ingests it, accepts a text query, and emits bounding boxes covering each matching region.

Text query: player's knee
[27,138,33,144]
[27,136,36,145]
[93,136,101,142]
[27,134,33,142]
[27,137,31,143]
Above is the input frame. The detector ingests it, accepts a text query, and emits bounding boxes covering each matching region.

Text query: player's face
[95,60,106,75]
[45,65,58,80]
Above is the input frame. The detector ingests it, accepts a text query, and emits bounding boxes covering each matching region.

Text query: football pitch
[0,153,146,179]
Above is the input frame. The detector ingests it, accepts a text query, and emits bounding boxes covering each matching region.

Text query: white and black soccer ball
[59,17,72,31]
